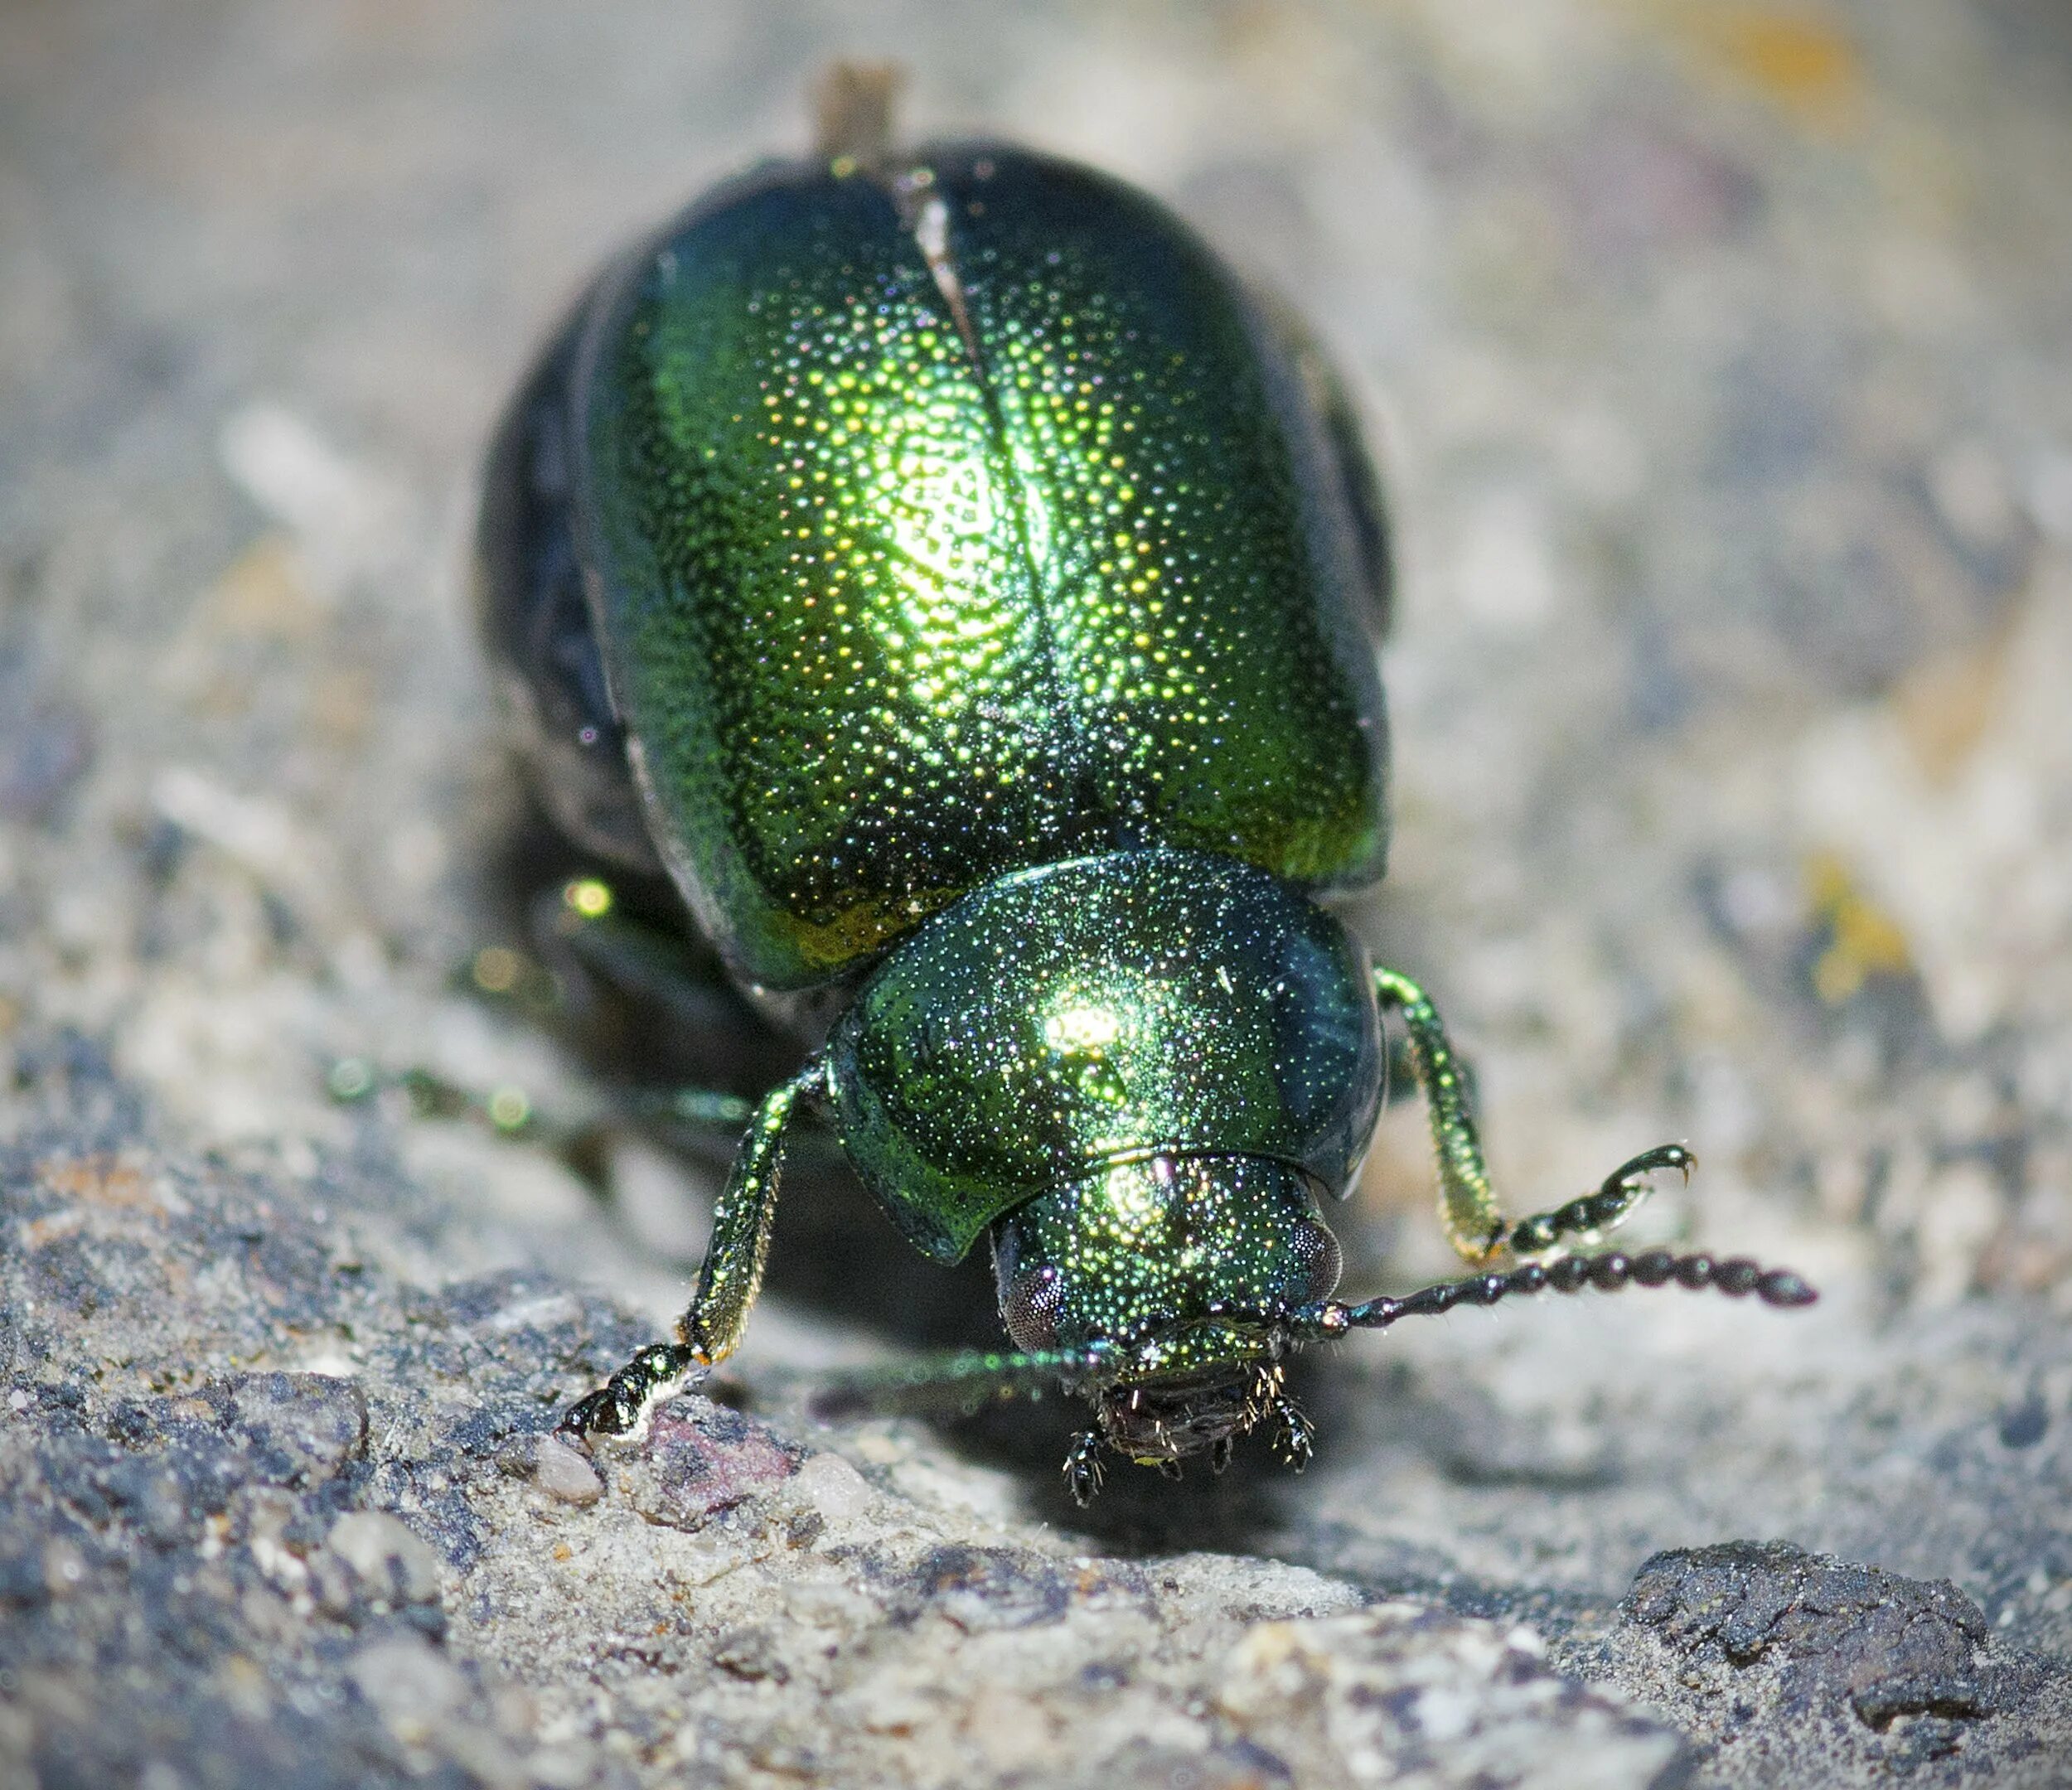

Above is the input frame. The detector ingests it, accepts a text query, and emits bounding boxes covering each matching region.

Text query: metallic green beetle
[479,86,1813,1502]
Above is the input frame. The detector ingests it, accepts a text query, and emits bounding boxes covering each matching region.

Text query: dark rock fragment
[1588,1541,2072,1787]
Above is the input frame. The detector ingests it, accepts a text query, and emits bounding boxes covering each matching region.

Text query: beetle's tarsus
[1271,1392,1316,1470]
[1063,1431,1106,1507]
[1499,1142,1696,1256]
[557,1341,705,1446]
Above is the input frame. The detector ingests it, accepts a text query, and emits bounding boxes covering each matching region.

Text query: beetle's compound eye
[1001,1264,1066,1352]
[1286,1217,1343,1308]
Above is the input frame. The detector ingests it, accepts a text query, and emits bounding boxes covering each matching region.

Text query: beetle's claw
[1615,1142,1695,1188]
[555,1391,618,1448]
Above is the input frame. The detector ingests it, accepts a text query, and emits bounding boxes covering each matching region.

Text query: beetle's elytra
[479,73,1813,1503]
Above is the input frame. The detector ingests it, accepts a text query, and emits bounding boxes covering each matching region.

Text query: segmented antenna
[1309,1247,1817,1338]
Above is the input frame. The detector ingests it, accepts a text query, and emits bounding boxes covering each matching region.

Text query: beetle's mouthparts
[1069,1362,1314,1504]
[1097,1371,1255,1464]
[1096,1357,1314,1459]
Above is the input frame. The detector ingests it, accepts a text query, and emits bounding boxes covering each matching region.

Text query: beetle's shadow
[935,1360,1334,1555]
[488,810,1334,1554]
[763,1156,1006,1349]
[483,808,1009,1349]
[755,1162,1326,1556]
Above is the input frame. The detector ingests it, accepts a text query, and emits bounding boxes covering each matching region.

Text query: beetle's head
[992,1150,1342,1490]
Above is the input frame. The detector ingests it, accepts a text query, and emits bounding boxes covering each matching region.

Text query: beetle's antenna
[813,61,904,171]
[1297,1248,1817,1339]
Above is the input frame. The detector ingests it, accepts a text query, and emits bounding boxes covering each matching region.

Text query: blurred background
[2,0,2071,1652]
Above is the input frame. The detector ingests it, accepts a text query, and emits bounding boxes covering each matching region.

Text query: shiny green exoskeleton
[479,80,1814,1502]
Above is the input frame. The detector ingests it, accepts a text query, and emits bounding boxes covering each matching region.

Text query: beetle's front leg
[1372,966,1507,1260]
[560,1062,825,1444]
[1372,966,1685,1263]
[1382,1028,1474,1114]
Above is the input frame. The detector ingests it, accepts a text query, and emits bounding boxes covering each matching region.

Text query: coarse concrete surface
[3,3,2071,1786]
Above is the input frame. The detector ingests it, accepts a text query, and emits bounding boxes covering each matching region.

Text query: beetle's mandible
[477,72,1814,1504]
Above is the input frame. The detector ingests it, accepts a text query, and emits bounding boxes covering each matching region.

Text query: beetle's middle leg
[1382,1028,1474,1114]
[560,1061,824,1444]
[1372,967,1686,1263]
[337,870,821,1167]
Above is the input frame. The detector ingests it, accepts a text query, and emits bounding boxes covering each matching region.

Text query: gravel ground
[4,3,2071,1786]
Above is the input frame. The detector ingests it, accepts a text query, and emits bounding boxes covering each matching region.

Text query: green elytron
[479,88,1813,1502]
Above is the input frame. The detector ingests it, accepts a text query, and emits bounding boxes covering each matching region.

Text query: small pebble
[327,1510,443,1605]
[790,1452,873,1522]
[534,1435,604,1506]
